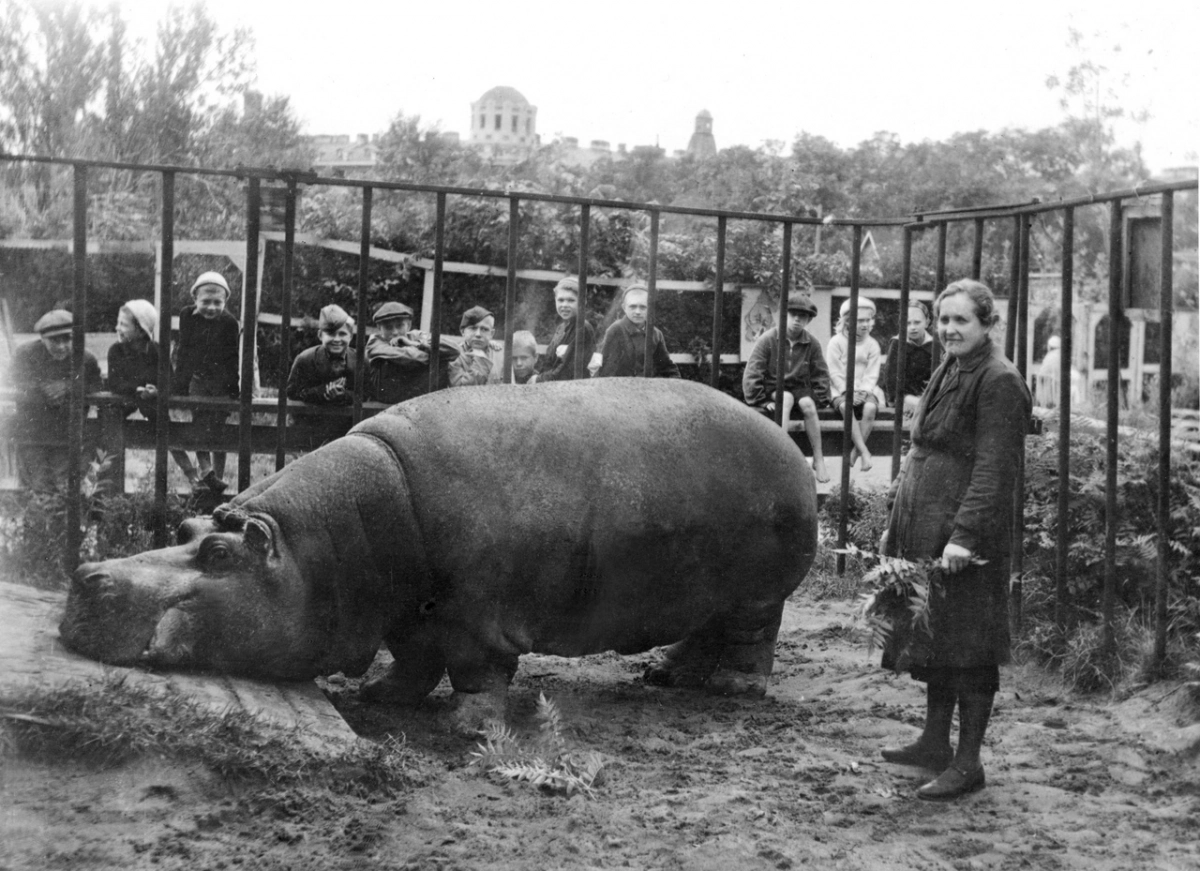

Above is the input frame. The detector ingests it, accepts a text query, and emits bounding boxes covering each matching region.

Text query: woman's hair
[935,279,1000,328]
[835,295,876,336]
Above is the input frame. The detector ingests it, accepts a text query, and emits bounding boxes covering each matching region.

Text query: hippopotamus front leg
[361,624,447,706]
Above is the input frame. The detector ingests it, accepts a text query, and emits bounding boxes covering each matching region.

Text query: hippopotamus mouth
[59,566,202,669]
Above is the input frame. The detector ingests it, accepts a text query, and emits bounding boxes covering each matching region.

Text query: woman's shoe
[916,762,985,800]
[880,743,954,770]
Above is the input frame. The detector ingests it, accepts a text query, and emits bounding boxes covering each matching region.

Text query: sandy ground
[3,593,1199,871]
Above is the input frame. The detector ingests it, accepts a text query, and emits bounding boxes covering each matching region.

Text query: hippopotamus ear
[243,517,275,557]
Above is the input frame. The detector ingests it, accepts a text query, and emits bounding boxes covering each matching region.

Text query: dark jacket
[173,307,240,396]
[595,318,679,379]
[364,333,456,403]
[12,339,101,436]
[107,340,160,408]
[882,340,1031,672]
[742,327,830,407]
[286,345,356,405]
[539,317,596,382]
[882,334,934,405]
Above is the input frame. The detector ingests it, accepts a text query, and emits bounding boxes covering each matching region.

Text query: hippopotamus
[60,379,817,728]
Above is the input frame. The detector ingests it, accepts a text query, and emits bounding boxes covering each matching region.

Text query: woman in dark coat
[879,279,1031,800]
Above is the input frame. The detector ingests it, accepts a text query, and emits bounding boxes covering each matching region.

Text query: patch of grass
[0,675,429,796]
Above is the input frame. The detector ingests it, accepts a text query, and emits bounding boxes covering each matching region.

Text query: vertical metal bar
[428,192,446,394]
[836,224,863,576]
[1005,215,1021,361]
[154,172,174,548]
[643,210,660,378]
[574,203,591,380]
[1055,207,1074,625]
[353,187,372,423]
[892,225,913,480]
[774,223,792,425]
[1011,213,1032,631]
[972,217,984,280]
[66,163,87,568]
[1016,214,1032,380]
[1155,191,1175,663]
[504,196,519,383]
[275,177,296,470]
[710,215,727,390]
[238,177,260,493]
[1102,200,1123,653]
[935,221,948,292]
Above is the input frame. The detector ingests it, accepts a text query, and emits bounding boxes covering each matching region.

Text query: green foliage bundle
[848,545,939,663]
[468,693,606,798]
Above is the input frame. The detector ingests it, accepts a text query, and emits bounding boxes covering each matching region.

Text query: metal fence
[1,152,1196,663]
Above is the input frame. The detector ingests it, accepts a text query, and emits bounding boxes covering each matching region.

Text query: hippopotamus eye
[199,538,235,568]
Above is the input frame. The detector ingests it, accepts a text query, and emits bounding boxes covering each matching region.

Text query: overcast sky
[119,0,1197,173]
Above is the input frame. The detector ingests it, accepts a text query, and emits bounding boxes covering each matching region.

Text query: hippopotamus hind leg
[444,635,520,737]
[644,617,724,688]
[704,602,786,699]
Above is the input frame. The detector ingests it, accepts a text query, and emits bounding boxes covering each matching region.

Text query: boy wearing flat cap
[742,291,832,483]
[287,304,357,405]
[12,309,101,492]
[173,271,240,493]
[448,306,502,387]
[364,301,453,403]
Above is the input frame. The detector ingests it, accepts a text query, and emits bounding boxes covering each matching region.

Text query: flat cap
[786,292,818,317]
[34,309,73,336]
[460,305,493,329]
[373,301,415,324]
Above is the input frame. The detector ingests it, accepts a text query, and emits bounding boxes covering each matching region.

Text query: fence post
[574,203,590,380]
[1154,191,1175,665]
[710,215,727,390]
[836,224,863,577]
[428,193,446,394]
[238,178,261,493]
[275,177,297,470]
[1055,206,1074,626]
[643,210,660,378]
[353,186,372,423]
[66,163,88,570]
[774,223,792,425]
[892,225,913,480]
[504,196,519,383]
[1102,199,1124,655]
[154,172,174,548]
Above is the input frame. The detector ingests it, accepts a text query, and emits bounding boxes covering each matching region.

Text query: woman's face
[320,324,352,356]
[906,305,929,342]
[937,293,990,358]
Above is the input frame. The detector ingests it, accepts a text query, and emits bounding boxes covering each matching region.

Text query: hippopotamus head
[59,503,382,680]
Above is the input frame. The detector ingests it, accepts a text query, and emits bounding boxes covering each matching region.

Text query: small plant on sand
[468,693,606,798]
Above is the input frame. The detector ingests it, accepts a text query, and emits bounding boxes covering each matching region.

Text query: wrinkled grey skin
[61,380,818,728]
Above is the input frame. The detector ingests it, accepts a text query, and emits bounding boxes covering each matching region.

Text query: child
[510,330,540,384]
[882,300,934,419]
[174,271,240,493]
[107,299,196,479]
[286,304,356,405]
[827,296,883,471]
[448,306,502,387]
[742,292,832,483]
[12,309,101,492]
[538,277,595,381]
[594,284,679,379]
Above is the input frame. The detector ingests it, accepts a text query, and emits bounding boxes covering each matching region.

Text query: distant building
[686,109,717,160]
[307,134,379,178]
[469,86,539,163]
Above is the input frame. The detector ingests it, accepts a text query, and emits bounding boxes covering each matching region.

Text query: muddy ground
[3,593,1199,871]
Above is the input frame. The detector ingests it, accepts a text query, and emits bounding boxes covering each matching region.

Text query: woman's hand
[941,543,973,574]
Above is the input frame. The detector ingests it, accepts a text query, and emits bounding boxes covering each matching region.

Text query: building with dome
[469,86,539,162]
[686,109,717,160]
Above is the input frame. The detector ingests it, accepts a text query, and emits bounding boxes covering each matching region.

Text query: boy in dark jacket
[286,304,356,405]
[174,271,240,493]
[594,284,679,379]
[538,277,595,381]
[742,291,832,482]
